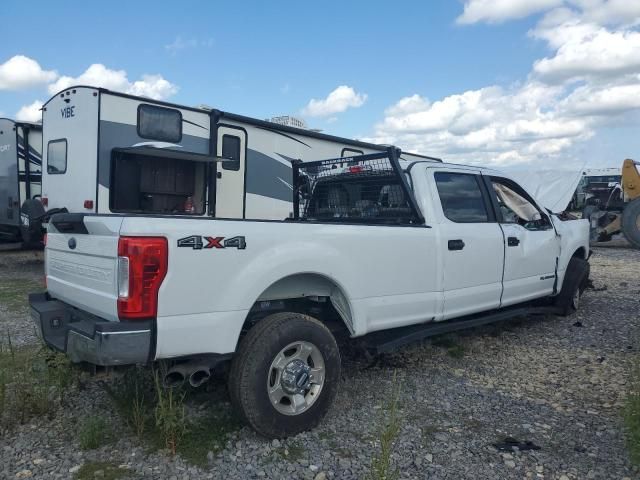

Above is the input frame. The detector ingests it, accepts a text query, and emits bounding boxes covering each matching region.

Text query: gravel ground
[0,243,639,479]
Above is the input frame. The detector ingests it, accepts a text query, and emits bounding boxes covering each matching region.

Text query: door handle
[507,236,520,247]
[448,239,465,251]
[217,172,222,179]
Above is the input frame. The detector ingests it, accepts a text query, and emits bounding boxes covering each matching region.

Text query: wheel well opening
[240,273,354,341]
[572,247,586,259]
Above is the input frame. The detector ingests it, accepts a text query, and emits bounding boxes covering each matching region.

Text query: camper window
[110,151,206,215]
[137,104,182,143]
[47,139,67,174]
[221,134,241,171]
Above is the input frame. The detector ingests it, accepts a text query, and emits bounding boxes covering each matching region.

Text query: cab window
[434,172,489,223]
[490,177,550,230]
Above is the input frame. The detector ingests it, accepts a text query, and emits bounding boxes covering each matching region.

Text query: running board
[360,305,554,354]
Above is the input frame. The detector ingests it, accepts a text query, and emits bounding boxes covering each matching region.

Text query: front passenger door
[488,176,559,306]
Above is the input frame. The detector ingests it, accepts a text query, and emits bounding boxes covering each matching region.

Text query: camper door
[215,125,246,218]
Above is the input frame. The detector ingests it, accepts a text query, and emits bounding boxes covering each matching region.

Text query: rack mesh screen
[296,155,418,224]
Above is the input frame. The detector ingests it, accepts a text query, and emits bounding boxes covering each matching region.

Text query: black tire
[621,198,640,249]
[19,199,45,248]
[554,256,590,316]
[228,312,340,438]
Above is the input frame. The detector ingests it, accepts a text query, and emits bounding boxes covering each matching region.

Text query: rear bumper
[29,292,153,366]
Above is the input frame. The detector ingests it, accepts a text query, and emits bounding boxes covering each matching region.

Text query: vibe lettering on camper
[61,106,75,118]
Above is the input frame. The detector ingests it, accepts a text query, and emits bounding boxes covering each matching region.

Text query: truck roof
[399,159,501,176]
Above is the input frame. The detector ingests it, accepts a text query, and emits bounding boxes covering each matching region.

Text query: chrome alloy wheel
[267,341,325,416]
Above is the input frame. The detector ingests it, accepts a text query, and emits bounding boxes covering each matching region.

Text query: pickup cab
[30,148,590,438]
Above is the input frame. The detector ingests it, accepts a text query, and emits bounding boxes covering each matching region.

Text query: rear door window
[47,139,67,174]
[434,172,489,223]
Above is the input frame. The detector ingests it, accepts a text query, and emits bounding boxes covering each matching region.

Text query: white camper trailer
[0,118,43,243]
[41,86,439,221]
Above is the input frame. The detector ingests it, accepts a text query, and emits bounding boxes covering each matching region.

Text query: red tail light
[349,166,363,173]
[41,197,48,207]
[117,236,168,320]
[84,200,94,209]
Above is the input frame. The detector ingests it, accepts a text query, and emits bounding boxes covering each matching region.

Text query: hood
[507,169,583,213]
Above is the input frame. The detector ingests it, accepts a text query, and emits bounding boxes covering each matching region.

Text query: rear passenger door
[430,169,505,320]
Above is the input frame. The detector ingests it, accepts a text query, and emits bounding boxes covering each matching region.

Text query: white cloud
[302,85,367,117]
[165,36,214,55]
[561,81,640,116]
[532,22,640,83]
[47,64,178,100]
[365,1,640,167]
[15,100,44,122]
[456,0,563,24]
[128,74,179,99]
[572,0,640,26]
[365,81,591,167]
[457,0,640,25]
[0,55,57,90]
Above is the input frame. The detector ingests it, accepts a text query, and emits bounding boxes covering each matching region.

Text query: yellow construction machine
[582,159,640,248]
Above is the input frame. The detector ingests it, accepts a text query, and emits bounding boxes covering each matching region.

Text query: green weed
[79,416,111,450]
[0,278,44,312]
[0,335,76,428]
[624,367,640,465]
[153,369,186,455]
[367,371,402,480]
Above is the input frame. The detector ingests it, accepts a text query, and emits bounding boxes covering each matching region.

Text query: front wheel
[228,312,341,438]
[554,256,590,316]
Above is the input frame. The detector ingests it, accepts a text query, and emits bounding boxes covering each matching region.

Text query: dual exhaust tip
[163,363,211,388]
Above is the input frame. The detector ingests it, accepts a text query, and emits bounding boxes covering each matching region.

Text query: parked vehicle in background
[31,148,590,437]
[0,118,43,245]
[569,167,622,211]
[39,86,438,229]
[582,159,640,248]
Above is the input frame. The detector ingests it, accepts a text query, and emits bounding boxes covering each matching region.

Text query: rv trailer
[0,118,43,244]
[41,86,440,222]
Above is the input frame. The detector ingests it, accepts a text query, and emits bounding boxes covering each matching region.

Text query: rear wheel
[19,199,45,248]
[554,256,590,316]
[228,312,340,438]
[621,198,640,249]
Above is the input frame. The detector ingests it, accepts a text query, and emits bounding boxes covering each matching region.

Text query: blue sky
[1,0,639,168]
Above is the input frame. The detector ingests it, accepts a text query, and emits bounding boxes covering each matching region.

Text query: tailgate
[46,214,123,321]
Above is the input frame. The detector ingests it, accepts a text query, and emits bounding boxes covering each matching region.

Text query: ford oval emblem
[68,237,77,250]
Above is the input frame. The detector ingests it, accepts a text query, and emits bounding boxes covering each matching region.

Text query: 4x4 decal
[177,235,246,250]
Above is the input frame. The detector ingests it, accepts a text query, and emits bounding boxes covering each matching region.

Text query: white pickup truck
[30,148,590,438]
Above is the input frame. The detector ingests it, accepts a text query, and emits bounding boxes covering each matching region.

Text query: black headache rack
[291,147,424,225]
